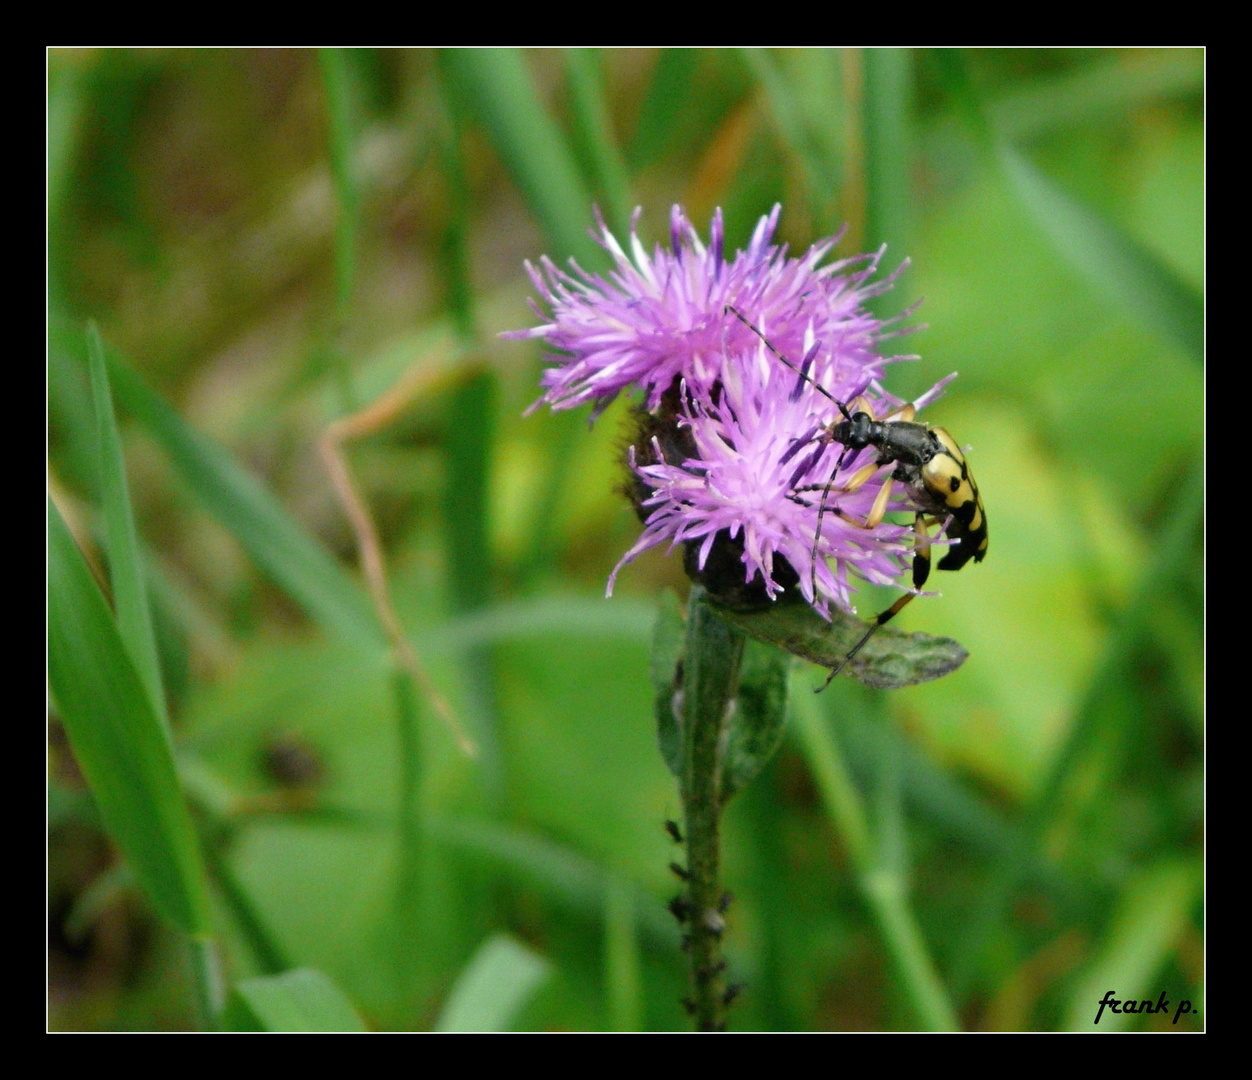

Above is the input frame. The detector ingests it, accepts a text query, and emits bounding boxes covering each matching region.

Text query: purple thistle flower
[608,349,916,619]
[506,204,903,417]
[509,205,942,620]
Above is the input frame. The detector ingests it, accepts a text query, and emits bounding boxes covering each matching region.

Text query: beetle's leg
[793,460,879,498]
[817,513,928,690]
[845,398,914,424]
[880,402,916,424]
[797,463,895,529]
[911,513,933,590]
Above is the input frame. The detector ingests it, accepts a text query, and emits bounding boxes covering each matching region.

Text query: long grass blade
[226,969,368,1032]
[989,50,1203,143]
[564,49,634,238]
[87,323,166,727]
[318,48,360,321]
[434,934,550,1032]
[629,50,702,172]
[863,47,913,316]
[1063,859,1200,1030]
[48,497,212,936]
[1000,144,1203,363]
[439,49,599,265]
[791,687,958,1031]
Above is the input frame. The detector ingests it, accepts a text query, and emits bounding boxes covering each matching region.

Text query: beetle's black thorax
[832,413,940,467]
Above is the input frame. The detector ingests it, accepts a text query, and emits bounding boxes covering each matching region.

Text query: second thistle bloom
[610,346,915,619]
[511,205,932,620]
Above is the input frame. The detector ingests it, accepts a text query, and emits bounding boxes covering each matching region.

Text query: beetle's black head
[832,411,875,450]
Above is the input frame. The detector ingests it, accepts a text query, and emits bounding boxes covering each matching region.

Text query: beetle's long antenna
[810,444,850,599]
[724,305,852,421]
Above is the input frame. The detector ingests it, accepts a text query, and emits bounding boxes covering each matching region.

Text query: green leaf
[225,969,368,1032]
[650,590,685,778]
[999,144,1203,363]
[47,497,211,935]
[434,934,550,1032]
[711,596,968,690]
[88,323,166,727]
[103,352,380,648]
[722,639,792,800]
[440,49,598,266]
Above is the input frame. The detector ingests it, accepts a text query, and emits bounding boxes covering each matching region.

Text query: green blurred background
[47,48,1203,1031]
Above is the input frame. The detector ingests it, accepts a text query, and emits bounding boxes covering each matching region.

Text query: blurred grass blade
[87,323,166,727]
[443,370,501,791]
[104,352,380,648]
[837,707,1044,871]
[604,875,644,1032]
[791,688,957,1031]
[444,373,495,616]
[318,48,360,320]
[863,47,913,294]
[564,48,634,238]
[48,497,212,936]
[950,457,1202,996]
[432,817,678,948]
[439,49,599,266]
[47,59,84,227]
[432,594,655,653]
[990,50,1203,143]
[434,816,605,911]
[1000,144,1203,362]
[1063,859,1200,1030]
[744,49,842,226]
[629,50,701,171]
[435,934,550,1032]
[226,969,367,1032]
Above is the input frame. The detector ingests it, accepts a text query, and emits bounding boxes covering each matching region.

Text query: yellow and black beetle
[726,306,988,687]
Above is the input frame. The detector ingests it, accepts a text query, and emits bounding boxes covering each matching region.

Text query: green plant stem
[200,830,291,975]
[680,588,746,1031]
[792,690,958,1031]
[435,73,502,799]
[395,668,423,912]
[188,935,225,1031]
[392,666,429,998]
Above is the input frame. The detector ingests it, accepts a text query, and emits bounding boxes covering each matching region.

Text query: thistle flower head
[507,205,900,417]
[609,348,916,618]
[509,205,938,619]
